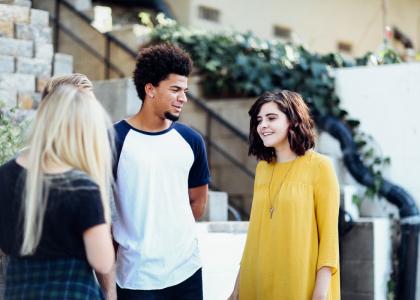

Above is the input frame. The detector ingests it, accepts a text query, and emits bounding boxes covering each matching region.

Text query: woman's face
[256,101,290,149]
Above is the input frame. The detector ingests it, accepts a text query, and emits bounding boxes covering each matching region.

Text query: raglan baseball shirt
[112,120,210,290]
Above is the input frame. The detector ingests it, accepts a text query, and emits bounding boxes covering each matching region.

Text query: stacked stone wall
[0,0,73,112]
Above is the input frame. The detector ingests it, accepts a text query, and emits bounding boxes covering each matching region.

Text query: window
[198,6,220,23]
[337,41,353,54]
[273,25,291,40]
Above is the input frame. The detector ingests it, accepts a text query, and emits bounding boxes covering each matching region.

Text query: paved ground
[197,222,247,300]
[0,224,248,300]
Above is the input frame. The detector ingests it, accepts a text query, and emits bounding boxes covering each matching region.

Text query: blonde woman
[0,74,115,299]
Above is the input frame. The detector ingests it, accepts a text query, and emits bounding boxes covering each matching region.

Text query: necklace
[268,157,296,219]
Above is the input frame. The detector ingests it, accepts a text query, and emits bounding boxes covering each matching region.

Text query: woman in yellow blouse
[229,90,340,300]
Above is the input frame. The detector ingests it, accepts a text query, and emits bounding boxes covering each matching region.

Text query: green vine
[144,14,399,202]
[0,102,26,164]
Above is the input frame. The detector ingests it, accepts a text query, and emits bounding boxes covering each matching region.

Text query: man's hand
[189,184,208,220]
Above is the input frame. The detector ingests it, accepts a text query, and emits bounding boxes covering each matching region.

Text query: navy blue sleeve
[175,123,211,188]
[113,120,131,179]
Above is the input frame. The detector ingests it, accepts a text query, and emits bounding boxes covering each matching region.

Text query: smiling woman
[249,91,316,162]
[229,90,340,300]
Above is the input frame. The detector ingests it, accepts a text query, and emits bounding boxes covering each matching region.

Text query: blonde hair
[41,73,93,98]
[21,75,114,255]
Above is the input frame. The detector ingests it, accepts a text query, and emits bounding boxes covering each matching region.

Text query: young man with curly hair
[111,44,210,300]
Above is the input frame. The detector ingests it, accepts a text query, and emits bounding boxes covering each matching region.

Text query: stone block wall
[0,0,73,111]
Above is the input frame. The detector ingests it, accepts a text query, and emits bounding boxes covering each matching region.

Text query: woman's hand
[311,293,327,300]
[228,270,240,300]
[96,264,117,300]
[228,284,239,300]
[311,267,332,300]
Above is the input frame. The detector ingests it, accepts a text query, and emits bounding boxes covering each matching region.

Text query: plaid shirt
[5,257,104,300]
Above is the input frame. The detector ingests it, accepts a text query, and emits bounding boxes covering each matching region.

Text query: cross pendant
[270,207,274,218]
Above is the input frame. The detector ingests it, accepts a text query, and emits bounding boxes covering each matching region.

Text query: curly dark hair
[132,43,193,100]
[248,90,316,162]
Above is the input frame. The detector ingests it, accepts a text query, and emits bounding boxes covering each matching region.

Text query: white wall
[334,62,420,208]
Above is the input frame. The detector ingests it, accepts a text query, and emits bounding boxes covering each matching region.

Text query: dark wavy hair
[248,90,316,162]
[133,43,193,100]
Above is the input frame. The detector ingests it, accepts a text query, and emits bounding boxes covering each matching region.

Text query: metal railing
[52,0,137,79]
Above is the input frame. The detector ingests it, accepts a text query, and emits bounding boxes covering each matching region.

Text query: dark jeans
[117,269,203,300]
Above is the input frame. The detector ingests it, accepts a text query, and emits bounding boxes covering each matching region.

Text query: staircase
[32,0,138,80]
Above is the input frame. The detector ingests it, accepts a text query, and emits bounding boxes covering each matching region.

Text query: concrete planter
[341,218,393,300]
[197,221,247,300]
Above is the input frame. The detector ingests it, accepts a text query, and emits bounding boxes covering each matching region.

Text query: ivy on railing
[144,15,399,201]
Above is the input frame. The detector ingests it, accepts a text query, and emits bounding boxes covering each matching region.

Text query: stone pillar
[201,191,229,221]
[93,78,140,122]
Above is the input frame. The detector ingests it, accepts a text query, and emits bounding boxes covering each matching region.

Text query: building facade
[168,0,420,57]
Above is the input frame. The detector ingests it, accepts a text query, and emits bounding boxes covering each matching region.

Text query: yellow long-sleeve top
[239,150,340,300]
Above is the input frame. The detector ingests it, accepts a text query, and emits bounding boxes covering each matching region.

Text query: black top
[0,159,105,259]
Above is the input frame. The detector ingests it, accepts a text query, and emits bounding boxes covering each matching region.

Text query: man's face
[151,74,188,122]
